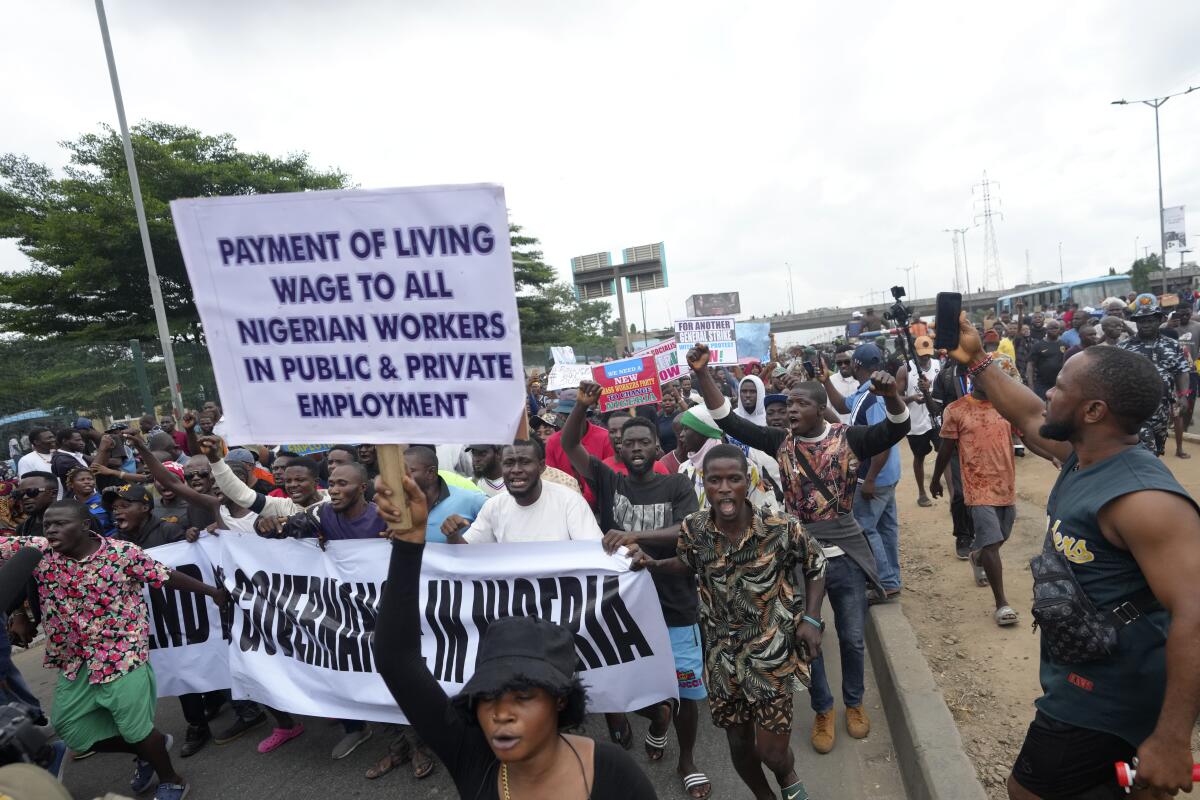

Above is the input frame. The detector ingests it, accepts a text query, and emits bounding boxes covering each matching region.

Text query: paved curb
[866,602,988,800]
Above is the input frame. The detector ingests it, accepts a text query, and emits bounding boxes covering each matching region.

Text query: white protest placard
[551,346,577,365]
[144,539,231,697]
[547,363,593,391]
[634,338,682,384]
[675,316,737,366]
[171,185,524,445]
[149,533,677,722]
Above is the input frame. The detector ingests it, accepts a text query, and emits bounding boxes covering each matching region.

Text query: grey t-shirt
[1173,321,1200,365]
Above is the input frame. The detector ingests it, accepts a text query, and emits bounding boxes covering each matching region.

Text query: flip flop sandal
[645,731,669,761]
[681,772,712,799]
[644,700,675,761]
[917,496,933,507]
[969,551,989,586]
[995,606,1019,627]
[609,718,633,750]
[412,746,436,779]
[365,742,411,780]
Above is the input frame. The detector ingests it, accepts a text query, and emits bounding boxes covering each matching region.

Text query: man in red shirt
[544,388,614,509]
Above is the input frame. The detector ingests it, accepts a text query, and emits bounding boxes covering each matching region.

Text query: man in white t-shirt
[828,349,860,425]
[440,440,602,543]
[897,336,941,508]
[15,427,56,479]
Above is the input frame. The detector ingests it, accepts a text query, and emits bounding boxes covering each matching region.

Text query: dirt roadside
[892,444,1200,797]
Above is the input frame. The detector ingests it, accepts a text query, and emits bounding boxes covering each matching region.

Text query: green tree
[1127,253,1160,294]
[0,122,349,342]
[509,224,613,351]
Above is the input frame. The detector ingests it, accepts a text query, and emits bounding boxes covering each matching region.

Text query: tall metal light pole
[95,0,184,414]
[1112,85,1198,296]
[944,227,972,295]
[785,262,795,314]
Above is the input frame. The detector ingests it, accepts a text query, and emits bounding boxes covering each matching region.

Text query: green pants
[51,663,158,752]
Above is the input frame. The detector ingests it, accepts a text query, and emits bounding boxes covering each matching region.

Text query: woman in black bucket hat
[372,474,656,800]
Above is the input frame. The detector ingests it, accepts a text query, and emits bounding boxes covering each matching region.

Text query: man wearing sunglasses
[827,347,859,425]
[15,472,58,537]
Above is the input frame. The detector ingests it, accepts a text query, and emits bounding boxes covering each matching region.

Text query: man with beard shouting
[945,312,1200,800]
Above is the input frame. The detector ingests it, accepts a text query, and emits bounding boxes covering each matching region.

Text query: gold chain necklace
[498,736,590,800]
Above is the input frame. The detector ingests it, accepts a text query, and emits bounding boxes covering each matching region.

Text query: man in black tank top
[946,314,1200,800]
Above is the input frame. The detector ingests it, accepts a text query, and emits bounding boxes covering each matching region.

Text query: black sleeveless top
[1037,445,1196,745]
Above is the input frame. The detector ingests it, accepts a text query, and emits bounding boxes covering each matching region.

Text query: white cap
[852,311,863,318]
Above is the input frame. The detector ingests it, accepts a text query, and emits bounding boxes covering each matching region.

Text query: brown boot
[845,705,870,739]
[810,710,835,754]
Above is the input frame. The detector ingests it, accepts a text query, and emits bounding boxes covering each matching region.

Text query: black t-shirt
[655,413,678,453]
[1029,338,1068,386]
[586,456,699,627]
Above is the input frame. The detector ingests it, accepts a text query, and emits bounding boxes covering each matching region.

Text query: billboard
[685,292,741,317]
[571,243,667,300]
[1164,205,1187,252]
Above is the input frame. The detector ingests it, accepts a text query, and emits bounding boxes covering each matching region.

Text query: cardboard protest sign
[551,346,576,365]
[736,322,771,361]
[633,339,682,384]
[675,317,737,366]
[592,356,661,412]
[546,363,593,391]
[171,185,524,445]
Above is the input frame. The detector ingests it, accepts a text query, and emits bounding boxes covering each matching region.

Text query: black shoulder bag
[1029,492,1161,664]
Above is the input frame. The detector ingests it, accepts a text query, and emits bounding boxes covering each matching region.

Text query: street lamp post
[1112,86,1198,295]
[95,0,184,414]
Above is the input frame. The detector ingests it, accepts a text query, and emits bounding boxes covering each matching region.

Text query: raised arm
[203,436,264,511]
[562,381,603,482]
[947,312,1072,463]
[126,432,221,512]
[372,476,482,770]
[686,344,788,454]
[843,371,911,462]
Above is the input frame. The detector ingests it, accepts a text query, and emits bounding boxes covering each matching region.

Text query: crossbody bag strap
[789,442,836,505]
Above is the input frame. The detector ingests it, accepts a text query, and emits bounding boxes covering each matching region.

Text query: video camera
[883,285,913,329]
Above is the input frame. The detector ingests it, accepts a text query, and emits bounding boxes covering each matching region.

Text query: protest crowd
[0,167,1198,800]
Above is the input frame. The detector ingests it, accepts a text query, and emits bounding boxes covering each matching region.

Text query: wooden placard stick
[374,444,413,531]
[516,404,530,441]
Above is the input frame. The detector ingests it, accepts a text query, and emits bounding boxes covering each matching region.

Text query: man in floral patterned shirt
[0,499,228,800]
[628,444,827,800]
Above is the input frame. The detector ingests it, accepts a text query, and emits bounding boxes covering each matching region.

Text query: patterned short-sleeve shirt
[676,503,826,701]
[0,535,171,684]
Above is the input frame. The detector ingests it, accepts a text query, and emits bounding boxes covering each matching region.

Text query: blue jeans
[0,615,41,718]
[854,482,901,591]
[808,556,868,712]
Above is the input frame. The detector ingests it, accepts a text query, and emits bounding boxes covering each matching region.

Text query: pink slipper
[257,723,305,753]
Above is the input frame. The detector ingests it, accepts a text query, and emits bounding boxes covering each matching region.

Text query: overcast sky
[4,1,1199,340]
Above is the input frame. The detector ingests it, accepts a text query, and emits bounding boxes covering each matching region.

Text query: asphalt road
[17,601,907,800]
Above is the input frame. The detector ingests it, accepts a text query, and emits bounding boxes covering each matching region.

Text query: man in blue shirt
[403,446,485,544]
[826,344,903,601]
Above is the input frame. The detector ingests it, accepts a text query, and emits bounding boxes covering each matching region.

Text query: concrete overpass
[633,289,1008,342]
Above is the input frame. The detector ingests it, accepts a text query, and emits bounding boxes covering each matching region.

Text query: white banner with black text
[144,533,676,723]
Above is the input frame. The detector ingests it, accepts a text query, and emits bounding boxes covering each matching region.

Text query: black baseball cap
[102,483,154,512]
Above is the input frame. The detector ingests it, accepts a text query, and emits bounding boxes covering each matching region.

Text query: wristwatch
[801,614,825,632]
